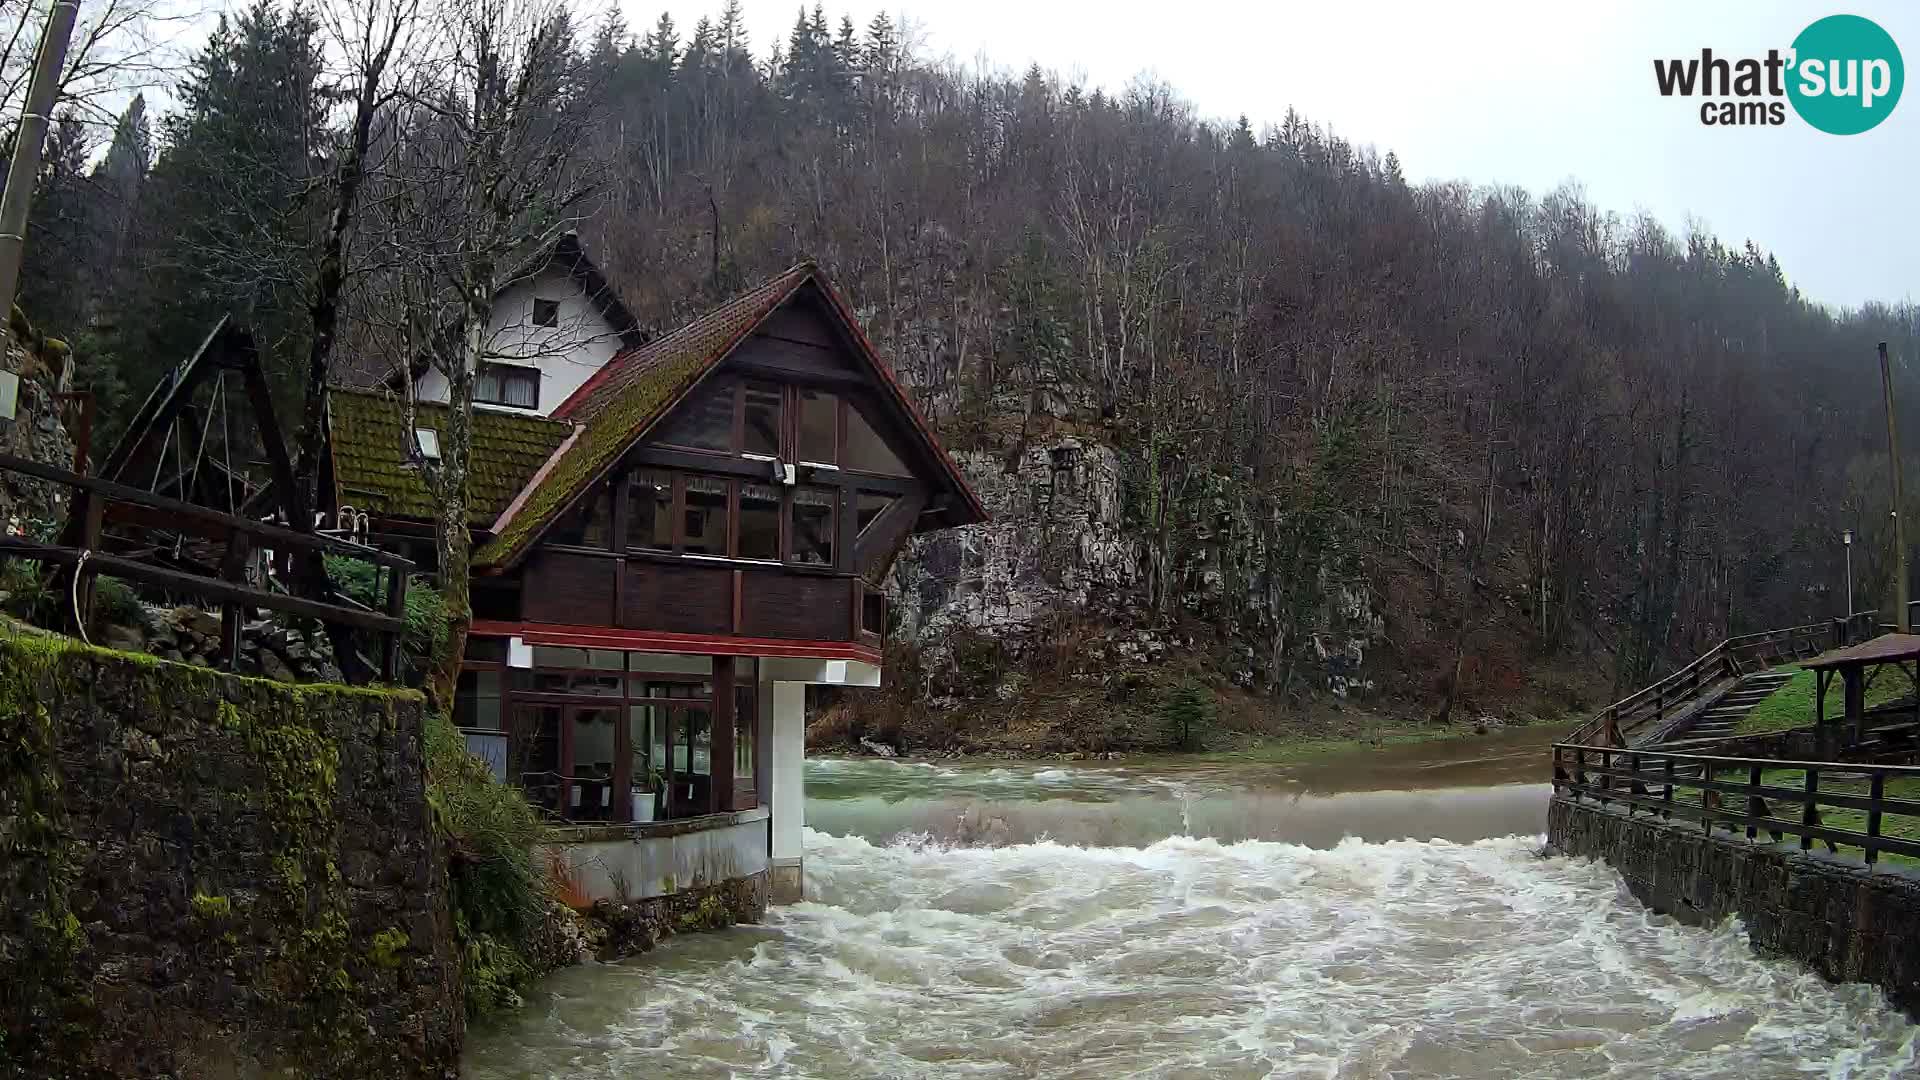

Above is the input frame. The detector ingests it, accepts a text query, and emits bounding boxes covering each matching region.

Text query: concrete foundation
[1549,795,1920,1013]
[546,808,770,903]
[770,859,804,904]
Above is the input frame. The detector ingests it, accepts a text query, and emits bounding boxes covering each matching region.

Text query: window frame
[455,648,758,822]
[474,361,541,410]
[531,297,561,328]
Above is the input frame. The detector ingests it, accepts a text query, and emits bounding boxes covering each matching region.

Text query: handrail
[1553,742,1920,865]
[1567,614,1877,747]
[0,452,412,681]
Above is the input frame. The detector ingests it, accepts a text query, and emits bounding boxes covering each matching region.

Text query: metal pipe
[0,0,82,320]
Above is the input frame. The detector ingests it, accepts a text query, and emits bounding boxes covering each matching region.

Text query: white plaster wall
[547,809,771,902]
[412,268,624,417]
[768,681,807,870]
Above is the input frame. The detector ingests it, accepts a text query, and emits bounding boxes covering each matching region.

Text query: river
[464,727,1919,1078]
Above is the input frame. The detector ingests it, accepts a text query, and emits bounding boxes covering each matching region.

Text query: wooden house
[323,258,986,903]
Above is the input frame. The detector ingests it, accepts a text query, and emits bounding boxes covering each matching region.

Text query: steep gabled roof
[473,261,987,570]
[369,231,643,391]
[527,231,646,351]
[328,387,574,523]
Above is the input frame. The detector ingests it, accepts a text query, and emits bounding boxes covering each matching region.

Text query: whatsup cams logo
[1654,14,1904,133]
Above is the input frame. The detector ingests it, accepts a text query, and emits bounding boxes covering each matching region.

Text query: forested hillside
[12,0,1920,742]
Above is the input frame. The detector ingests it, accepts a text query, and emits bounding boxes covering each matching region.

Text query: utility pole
[1880,341,1910,633]
[0,0,82,320]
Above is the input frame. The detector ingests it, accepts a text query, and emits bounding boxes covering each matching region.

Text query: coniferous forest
[11,0,1920,723]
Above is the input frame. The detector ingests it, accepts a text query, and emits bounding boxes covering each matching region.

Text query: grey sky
[636,0,1917,310]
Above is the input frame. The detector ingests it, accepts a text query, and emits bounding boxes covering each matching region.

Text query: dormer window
[532,297,561,328]
[475,362,539,410]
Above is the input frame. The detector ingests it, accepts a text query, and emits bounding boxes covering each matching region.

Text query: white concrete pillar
[767,679,806,903]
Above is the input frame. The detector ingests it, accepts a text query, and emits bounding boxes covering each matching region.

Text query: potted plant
[631,765,663,824]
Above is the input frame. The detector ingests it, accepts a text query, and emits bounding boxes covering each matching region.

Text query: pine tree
[16,113,92,336]
[129,0,330,400]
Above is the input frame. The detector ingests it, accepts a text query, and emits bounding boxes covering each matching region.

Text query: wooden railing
[1553,743,1920,865]
[0,451,413,680]
[1566,614,1881,747]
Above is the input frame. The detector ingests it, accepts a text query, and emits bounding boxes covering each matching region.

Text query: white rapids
[464,826,1919,1078]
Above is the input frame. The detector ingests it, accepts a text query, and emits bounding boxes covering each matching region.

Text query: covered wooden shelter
[1804,633,1920,752]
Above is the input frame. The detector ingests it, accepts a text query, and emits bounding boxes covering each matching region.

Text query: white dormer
[411,234,642,418]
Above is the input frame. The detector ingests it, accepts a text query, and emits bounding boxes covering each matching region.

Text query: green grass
[1195,719,1550,766]
[1735,666,1914,735]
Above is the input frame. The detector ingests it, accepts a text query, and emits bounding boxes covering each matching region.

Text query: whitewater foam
[467,828,1918,1079]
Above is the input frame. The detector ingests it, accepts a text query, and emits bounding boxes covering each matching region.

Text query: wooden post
[711,654,735,814]
[218,531,253,671]
[1844,665,1866,748]
[1880,342,1910,633]
[62,490,105,635]
[1664,757,1675,810]
[381,564,407,682]
[1801,768,1820,851]
[1867,771,1885,866]
[1746,764,1763,840]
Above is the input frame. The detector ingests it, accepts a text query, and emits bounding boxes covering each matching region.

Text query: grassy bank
[1736,666,1911,736]
[1194,717,1564,766]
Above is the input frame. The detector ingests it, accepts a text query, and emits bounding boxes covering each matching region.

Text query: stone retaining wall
[0,630,461,1078]
[1549,795,1920,1013]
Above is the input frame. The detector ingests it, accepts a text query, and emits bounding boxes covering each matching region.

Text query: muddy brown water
[464,728,1919,1078]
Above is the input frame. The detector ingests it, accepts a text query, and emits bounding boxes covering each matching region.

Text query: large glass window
[627,470,672,551]
[739,483,781,560]
[453,669,503,729]
[793,486,836,565]
[550,482,613,547]
[743,381,782,456]
[569,705,620,821]
[683,476,728,555]
[657,378,735,452]
[845,404,911,476]
[798,388,838,463]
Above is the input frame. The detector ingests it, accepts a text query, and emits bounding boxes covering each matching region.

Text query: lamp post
[1843,528,1855,624]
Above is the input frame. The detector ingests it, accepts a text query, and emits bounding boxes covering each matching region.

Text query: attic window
[414,427,441,461]
[532,297,560,328]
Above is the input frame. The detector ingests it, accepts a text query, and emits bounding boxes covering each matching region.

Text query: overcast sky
[632,0,1917,310]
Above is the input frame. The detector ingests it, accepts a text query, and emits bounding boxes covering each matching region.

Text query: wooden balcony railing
[0,451,413,680]
[1553,743,1920,865]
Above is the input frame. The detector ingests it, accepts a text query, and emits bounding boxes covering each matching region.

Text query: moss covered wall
[0,631,462,1078]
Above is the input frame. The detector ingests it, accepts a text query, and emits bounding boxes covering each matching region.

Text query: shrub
[324,555,446,675]
[1160,678,1215,751]
[424,710,549,1016]
[92,576,148,630]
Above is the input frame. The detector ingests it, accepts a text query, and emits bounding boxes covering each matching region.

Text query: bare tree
[0,0,185,133]
[365,0,601,707]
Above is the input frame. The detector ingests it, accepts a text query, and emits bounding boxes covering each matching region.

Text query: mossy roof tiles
[327,388,573,524]
[473,265,814,568]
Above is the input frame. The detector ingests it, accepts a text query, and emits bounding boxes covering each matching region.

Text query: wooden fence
[1552,743,1920,865]
[1565,615,1882,747]
[0,451,413,680]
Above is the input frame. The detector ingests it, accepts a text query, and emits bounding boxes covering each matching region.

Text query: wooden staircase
[1567,617,1867,748]
[1664,668,1797,743]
